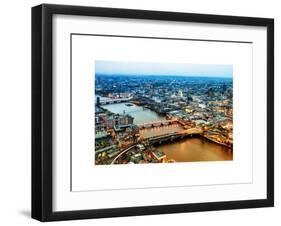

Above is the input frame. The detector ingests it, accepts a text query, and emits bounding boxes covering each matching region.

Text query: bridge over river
[99,97,132,105]
[110,128,203,164]
[137,119,178,129]
[147,128,202,143]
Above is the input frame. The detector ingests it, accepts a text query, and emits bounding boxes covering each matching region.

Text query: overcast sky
[95,60,233,78]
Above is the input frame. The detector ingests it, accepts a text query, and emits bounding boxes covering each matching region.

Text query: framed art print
[32,4,274,221]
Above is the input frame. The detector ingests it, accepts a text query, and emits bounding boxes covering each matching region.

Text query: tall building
[96,96,100,106]
[178,90,183,98]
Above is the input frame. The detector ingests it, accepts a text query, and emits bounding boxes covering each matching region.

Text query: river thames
[102,102,233,162]
[102,102,165,124]
[155,137,232,162]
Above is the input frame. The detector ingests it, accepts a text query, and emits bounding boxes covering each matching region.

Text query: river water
[155,137,233,162]
[102,102,232,162]
[102,102,165,124]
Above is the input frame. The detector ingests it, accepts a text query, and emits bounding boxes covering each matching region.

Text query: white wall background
[0,0,279,225]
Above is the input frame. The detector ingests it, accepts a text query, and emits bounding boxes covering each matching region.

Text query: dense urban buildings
[94,72,233,165]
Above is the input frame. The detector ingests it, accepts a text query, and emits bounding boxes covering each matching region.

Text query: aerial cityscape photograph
[94,60,233,165]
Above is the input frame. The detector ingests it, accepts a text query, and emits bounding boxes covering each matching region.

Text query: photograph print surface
[94,60,233,165]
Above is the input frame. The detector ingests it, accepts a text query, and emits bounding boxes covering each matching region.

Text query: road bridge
[99,97,132,105]
[110,128,203,164]
[137,119,177,128]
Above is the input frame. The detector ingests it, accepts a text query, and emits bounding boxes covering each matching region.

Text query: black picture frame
[32,3,274,222]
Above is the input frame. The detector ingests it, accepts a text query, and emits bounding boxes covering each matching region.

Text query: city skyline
[94,60,233,165]
[95,60,233,78]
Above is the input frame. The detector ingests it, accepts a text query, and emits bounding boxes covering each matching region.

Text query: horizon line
[95,73,233,79]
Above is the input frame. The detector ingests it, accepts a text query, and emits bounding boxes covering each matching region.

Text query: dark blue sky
[95,60,233,78]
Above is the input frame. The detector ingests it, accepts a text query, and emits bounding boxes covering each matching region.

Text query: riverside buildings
[95,75,233,165]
